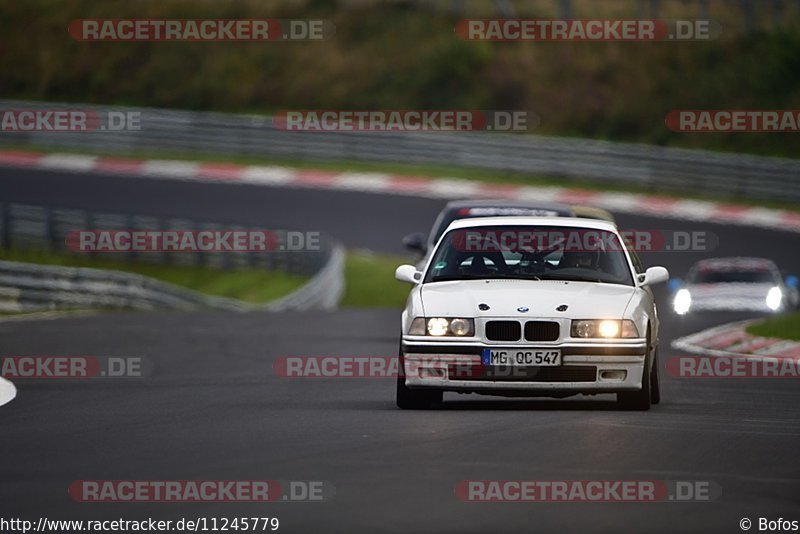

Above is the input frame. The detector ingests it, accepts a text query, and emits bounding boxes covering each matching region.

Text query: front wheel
[396,353,442,409]
[617,336,653,411]
[650,348,661,405]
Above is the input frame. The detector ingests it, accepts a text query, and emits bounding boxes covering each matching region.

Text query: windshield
[689,268,778,284]
[424,225,634,286]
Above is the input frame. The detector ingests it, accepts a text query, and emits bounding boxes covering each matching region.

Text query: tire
[650,348,661,405]
[617,332,653,411]
[396,352,442,410]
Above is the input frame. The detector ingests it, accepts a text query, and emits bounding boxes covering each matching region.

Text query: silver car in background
[671,257,800,315]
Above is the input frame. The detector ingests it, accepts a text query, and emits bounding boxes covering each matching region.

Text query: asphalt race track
[2,167,800,533]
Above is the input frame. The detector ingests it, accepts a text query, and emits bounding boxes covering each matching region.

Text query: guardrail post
[85,209,95,260]
[160,217,170,266]
[45,207,55,251]
[126,214,136,264]
[0,203,9,249]
[559,0,572,19]
[195,222,206,267]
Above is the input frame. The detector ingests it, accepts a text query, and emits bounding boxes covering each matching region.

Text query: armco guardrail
[0,244,344,313]
[0,202,330,275]
[0,202,344,312]
[0,260,246,312]
[2,100,800,201]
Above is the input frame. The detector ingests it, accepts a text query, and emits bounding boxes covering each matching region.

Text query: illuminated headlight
[570,320,639,338]
[766,287,783,311]
[673,289,692,315]
[427,318,450,336]
[408,317,475,337]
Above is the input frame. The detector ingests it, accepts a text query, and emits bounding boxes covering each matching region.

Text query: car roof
[443,199,573,211]
[692,257,778,270]
[571,205,616,223]
[445,216,619,232]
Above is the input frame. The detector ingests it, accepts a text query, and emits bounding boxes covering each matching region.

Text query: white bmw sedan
[394,217,669,410]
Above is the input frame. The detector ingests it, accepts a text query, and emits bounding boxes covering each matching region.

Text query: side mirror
[402,232,427,253]
[786,275,799,289]
[638,266,669,287]
[667,278,683,292]
[395,264,422,284]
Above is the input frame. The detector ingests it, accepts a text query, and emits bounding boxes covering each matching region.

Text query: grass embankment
[0,248,307,303]
[746,312,800,342]
[0,247,413,308]
[1,1,800,157]
[341,251,412,309]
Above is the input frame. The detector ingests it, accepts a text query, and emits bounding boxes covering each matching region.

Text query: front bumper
[688,297,780,313]
[401,340,647,395]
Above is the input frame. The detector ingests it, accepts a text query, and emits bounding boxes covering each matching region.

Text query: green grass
[746,312,800,342]
[0,246,417,308]
[341,250,412,308]
[7,143,800,214]
[0,248,307,303]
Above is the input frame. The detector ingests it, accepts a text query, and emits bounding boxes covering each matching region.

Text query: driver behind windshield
[425,226,634,286]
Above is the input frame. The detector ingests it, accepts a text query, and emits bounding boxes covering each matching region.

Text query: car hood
[420,279,636,318]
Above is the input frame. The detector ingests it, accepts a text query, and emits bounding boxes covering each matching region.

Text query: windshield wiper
[429,275,476,282]
[537,274,605,283]
[430,274,543,283]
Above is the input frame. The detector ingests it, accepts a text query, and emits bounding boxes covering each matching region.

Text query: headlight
[766,287,783,311]
[673,289,691,315]
[427,318,450,336]
[408,317,475,337]
[571,320,639,338]
[449,318,473,336]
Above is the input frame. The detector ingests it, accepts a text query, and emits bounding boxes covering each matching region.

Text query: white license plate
[482,349,561,366]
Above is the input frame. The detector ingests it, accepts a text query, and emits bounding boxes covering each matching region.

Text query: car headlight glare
[571,320,639,338]
[427,318,450,336]
[673,289,692,315]
[408,317,475,336]
[598,320,620,338]
[766,286,783,311]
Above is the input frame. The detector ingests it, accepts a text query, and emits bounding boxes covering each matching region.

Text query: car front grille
[485,321,521,341]
[524,321,560,342]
